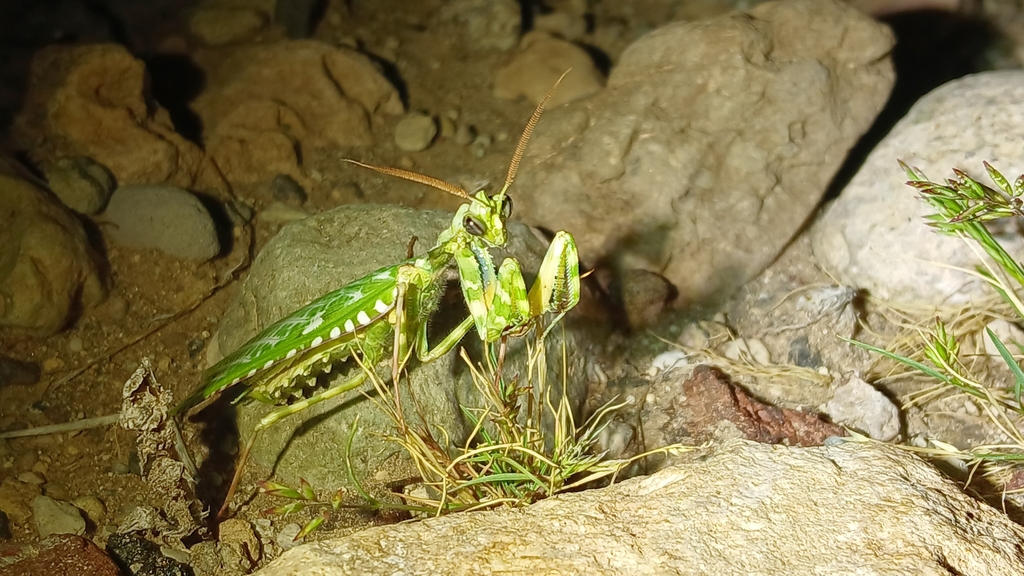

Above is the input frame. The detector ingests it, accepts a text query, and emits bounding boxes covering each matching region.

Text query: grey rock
[33,495,85,538]
[255,440,1024,575]
[822,376,901,441]
[103,184,220,261]
[212,204,588,490]
[0,159,107,334]
[393,112,437,152]
[812,70,1024,305]
[514,0,894,308]
[269,174,306,205]
[44,156,114,215]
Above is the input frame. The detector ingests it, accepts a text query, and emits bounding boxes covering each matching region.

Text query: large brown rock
[192,41,404,186]
[0,160,105,335]
[255,440,1024,575]
[11,44,226,196]
[514,0,894,307]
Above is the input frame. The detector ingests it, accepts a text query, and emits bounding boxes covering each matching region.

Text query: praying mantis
[173,74,581,518]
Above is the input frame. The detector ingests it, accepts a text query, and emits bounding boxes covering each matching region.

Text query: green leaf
[330,488,345,510]
[296,512,328,540]
[841,337,952,385]
[984,161,1012,196]
[265,501,305,516]
[985,327,1024,408]
[257,480,303,500]
[299,478,316,501]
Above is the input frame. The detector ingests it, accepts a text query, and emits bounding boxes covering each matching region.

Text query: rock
[218,518,261,571]
[0,534,121,576]
[102,184,220,261]
[533,11,588,41]
[105,532,190,576]
[32,496,85,538]
[275,524,302,551]
[210,204,588,490]
[254,439,1024,575]
[438,0,521,51]
[0,160,106,334]
[193,41,403,186]
[190,6,268,46]
[0,478,41,527]
[43,156,114,215]
[812,70,1024,305]
[269,174,306,205]
[71,496,106,526]
[643,365,843,449]
[514,0,894,307]
[821,376,901,441]
[393,112,438,152]
[494,32,604,107]
[0,354,40,387]
[11,44,226,197]
[613,268,674,330]
[719,337,771,365]
[984,319,1024,357]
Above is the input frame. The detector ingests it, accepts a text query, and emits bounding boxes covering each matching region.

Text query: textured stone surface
[493,32,605,107]
[255,440,1024,575]
[193,41,403,186]
[514,0,894,307]
[812,70,1024,305]
[0,534,121,576]
[11,44,226,196]
[0,159,106,334]
[102,184,221,261]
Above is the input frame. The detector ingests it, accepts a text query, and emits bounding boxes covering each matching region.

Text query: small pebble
[72,495,106,525]
[276,523,303,550]
[394,113,437,152]
[398,156,415,169]
[67,337,84,353]
[17,471,43,485]
[454,122,475,146]
[439,115,457,139]
[41,357,64,372]
[270,174,307,205]
[471,133,492,158]
[649,350,689,374]
[720,338,771,365]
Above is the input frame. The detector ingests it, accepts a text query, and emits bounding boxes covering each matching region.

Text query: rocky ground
[4,0,1024,574]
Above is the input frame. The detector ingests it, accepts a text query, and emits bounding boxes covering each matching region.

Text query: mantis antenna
[501,68,572,195]
[344,69,571,201]
[340,159,470,199]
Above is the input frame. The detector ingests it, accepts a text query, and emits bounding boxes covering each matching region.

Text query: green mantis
[173,76,581,518]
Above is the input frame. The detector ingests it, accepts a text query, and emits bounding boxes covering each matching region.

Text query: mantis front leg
[456,230,581,343]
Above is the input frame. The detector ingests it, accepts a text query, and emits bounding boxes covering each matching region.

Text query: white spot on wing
[287,349,297,358]
[357,311,372,325]
[344,319,355,332]
[311,336,324,347]
[330,326,341,339]
[247,368,258,377]
[301,314,324,335]
[263,359,274,369]
[374,299,389,313]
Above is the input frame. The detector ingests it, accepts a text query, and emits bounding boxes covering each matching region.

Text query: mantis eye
[464,216,485,236]
[500,195,513,219]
